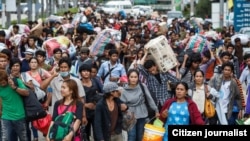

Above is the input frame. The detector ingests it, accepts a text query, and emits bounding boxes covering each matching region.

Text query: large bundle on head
[45,15,64,23]
[231,34,249,46]
[5,24,30,39]
[89,29,121,56]
[185,34,209,55]
[144,35,178,72]
[42,36,75,59]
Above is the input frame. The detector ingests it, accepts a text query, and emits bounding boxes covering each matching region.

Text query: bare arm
[139,48,148,65]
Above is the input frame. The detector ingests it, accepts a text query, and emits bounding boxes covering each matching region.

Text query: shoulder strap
[139,82,148,103]
[102,64,116,81]
[204,84,209,98]
[61,101,74,114]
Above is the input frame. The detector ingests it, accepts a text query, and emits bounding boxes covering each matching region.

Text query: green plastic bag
[153,118,164,128]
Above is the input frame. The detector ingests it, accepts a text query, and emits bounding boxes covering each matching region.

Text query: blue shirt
[97,61,126,84]
[163,102,190,141]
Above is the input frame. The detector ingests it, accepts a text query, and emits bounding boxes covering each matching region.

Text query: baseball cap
[103,82,123,94]
[24,48,35,55]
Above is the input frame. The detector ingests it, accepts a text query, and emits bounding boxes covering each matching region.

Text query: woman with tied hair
[120,69,159,141]
[160,82,204,141]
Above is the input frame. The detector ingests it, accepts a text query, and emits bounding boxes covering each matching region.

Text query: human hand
[82,117,88,126]
[155,112,160,118]
[161,109,168,118]
[63,132,73,141]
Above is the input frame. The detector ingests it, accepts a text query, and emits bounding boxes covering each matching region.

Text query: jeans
[1,118,28,141]
[128,118,146,141]
[228,112,239,125]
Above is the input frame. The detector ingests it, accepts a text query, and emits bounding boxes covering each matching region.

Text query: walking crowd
[0,3,250,141]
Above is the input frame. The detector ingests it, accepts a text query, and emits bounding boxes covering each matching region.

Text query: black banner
[168,125,250,141]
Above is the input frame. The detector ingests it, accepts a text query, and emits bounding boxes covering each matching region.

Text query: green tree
[195,0,211,18]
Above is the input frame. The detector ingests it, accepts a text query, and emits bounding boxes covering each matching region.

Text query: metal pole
[41,0,44,19]
[28,0,32,21]
[219,0,224,28]
[65,0,69,11]
[1,0,6,28]
[190,0,194,16]
[17,0,21,23]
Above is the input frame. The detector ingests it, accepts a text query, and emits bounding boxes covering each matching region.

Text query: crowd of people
[0,3,250,141]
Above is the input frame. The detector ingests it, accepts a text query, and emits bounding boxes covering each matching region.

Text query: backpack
[48,103,75,141]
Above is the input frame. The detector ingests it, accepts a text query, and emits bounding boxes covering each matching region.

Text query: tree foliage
[195,0,212,18]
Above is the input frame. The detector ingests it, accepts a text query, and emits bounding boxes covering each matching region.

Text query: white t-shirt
[219,81,231,113]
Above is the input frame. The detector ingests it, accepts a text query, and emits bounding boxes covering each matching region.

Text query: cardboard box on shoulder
[145,35,178,72]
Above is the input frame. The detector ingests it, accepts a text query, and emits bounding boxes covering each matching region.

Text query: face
[175,84,187,99]
[80,53,88,60]
[76,40,82,47]
[129,39,135,45]
[222,66,232,78]
[128,72,138,85]
[0,35,5,42]
[29,59,38,70]
[80,70,90,79]
[194,71,204,84]
[202,56,209,63]
[11,63,21,76]
[0,57,8,69]
[54,51,62,60]
[91,68,97,78]
[59,62,70,72]
[28,39,35,46]
[191,61,200,69]
[61,82,72,97]
[137,51,144,58]
[110,54,119,62]
[227,47,234,54]
[221,56,230,63]
[111,90,121,98]
[147,66,158,75]
[36,55,45,63]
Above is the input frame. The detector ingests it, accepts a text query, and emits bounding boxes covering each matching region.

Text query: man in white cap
[21,48,34,72]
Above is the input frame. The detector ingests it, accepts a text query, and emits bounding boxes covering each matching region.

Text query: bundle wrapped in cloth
[42,36,76,59]
[231,34,249,45]
[89,29,121,56]
[144,35,178,72]
[185,34,209,55]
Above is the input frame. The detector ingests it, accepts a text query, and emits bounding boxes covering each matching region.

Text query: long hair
[61,79,80,104]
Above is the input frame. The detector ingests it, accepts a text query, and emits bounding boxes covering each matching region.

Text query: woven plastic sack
[185,35,209,53]
[89,29,120,56]
[231,34,249,46]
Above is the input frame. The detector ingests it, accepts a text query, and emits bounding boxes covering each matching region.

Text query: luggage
[144,35,178,72]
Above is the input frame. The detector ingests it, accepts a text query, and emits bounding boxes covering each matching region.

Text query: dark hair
[79,64,92,73]
[191,53,202,63]
[202,50,211,60]
[75,37,83,43]
[58,57,71,68]
[1,49,11,60]
[244,53,250,60]
[62,52,70,58]
[175,82,189,91]
[220,51,231,58]
[62,79,80,104]
[105,43,116,50]
[144,60,156,69]
[91,63,99,71]
[9,57,22,70]
[221,62,234,72]
[226,43,235,49]
[0,30,6,37]
[194,69,204,77]
[35,50,46,57]
[28,36,37,41]
[127,69,139,84]
[28,57,38,63]
[53,48,62,54]
[13,25,19,30]
[108,49,119,56]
